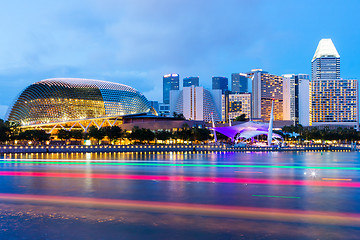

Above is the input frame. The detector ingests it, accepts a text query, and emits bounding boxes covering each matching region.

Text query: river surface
[1,151,360,239]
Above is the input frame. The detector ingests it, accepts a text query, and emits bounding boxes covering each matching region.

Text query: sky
[0,0,359,118]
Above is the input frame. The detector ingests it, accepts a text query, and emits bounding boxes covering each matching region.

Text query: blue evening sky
[0,0,359,118]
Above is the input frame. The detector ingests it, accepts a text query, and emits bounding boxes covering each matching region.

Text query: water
[1,151,360,239]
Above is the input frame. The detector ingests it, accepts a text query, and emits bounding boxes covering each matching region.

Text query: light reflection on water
[1,152,360,239]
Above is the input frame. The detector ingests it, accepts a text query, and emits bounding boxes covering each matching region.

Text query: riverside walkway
[0,144,355,154]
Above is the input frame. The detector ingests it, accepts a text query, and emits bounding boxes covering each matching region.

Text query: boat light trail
[0,193,359,226]
[1,159,360,170]
[1,171,360,188]
[322,178,352,181]
[252,195,300,199]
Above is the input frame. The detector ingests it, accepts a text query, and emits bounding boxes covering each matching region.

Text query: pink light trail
[0,193,359,226]
[0,171,359,188]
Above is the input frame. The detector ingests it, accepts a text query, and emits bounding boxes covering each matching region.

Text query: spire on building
[312,39,340,62]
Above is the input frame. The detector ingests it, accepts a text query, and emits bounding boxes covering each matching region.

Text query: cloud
[1,0,357,106]
[0,105,9,119]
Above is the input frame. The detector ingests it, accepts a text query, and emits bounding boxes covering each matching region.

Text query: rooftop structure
[312,39,340,80]
[312,39,340,61]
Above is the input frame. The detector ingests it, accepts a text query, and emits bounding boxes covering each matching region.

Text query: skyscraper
[282,74,310,126]
[163,74,179,104]
[169,86,222,122]
[183,77,199,87]
[312,39,340,80]
[311,39,358,127]
[231,73,248,93]
[248,69,283,121]
[212,76,228,93]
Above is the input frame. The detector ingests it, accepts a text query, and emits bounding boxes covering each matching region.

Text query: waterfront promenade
[0,144,355,154]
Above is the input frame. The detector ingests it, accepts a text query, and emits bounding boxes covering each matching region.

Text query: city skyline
[0,0,360,118]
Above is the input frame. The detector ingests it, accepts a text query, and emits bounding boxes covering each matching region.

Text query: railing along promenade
[0,144,356,154]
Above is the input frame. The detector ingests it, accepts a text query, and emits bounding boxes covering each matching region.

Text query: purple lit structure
[212,121,283,144]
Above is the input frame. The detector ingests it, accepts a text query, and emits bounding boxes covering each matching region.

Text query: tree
[57,129,71,141]
[17,130,50,144]
[0,119,12,143]
[174,126,193,141]
[71,130,84,140]
[128,127,155,143]
[155,130,172,142]
[88,126,106,144]
[235,114,247,122]
[173,112,186,120]
[192,127,211,142]
[104,126,123,144]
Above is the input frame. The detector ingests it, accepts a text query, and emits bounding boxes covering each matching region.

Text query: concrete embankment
[0,144,354,154]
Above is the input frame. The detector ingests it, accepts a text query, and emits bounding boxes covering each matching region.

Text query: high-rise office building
[170,86,222,122]
[312,39,340,80]
[248,69,283,121]
[282,74,310,126]
[222,93,251,122]
[183,77,199,87]
[163,74,179,104]
[212,76,228,93]
[311,39,359,127]
[231,73,249,93]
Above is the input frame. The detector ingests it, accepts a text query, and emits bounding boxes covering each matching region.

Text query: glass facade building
[231,73,248,93]
[7,78,151,126]
[163,74,179,104]
[212,76,228,93]
[183,77,199,87]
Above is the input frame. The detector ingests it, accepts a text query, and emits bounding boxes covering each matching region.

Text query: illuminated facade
[7,78,151,126]
[311,79,358,126]
[248,69,283,121]
[222,93,251,121]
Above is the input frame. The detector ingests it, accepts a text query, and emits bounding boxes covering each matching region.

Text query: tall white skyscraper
[282,74,310,126]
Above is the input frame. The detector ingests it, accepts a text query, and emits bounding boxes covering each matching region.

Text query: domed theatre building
[7,78,154,133]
